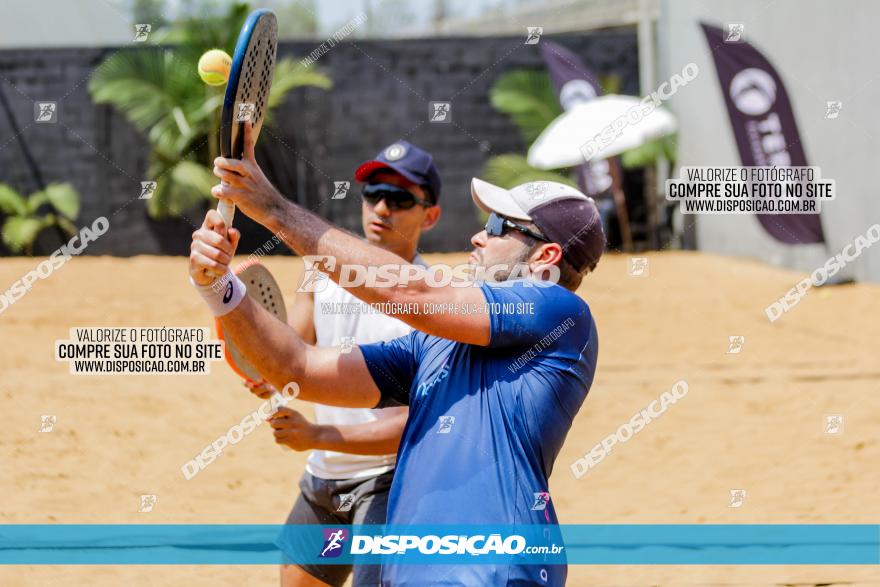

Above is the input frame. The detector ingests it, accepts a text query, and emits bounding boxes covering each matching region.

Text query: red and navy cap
[471,178,605,274]
[355,140,442,203]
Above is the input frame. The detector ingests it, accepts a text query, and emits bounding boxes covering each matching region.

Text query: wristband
[191,271,247,316]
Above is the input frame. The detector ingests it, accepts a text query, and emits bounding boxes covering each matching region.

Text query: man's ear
[421,205,442,231]
[530,242,563,266]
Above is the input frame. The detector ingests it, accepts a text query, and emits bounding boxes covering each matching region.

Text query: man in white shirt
[246,140,441,587]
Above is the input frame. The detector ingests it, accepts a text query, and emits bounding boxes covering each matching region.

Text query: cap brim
[355,160,422,186]
[470,178,531,221]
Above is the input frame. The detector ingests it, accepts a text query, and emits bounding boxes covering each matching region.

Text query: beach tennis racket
[217,8,278,227]
[216,262,297,446]
[215,261,287,385]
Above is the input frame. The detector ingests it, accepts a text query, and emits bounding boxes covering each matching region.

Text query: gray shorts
[283,469,394,587]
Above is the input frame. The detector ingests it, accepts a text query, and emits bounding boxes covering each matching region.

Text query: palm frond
[264,58,332,125]
[0,182,80,253]
[42,183,80,219]
[147,160,216,218]
[26,190,49,214]
[0,183,28,216]
[482,154,576,190]
[88,3,332,220]
[89,47,208,154]
[2,216,54,253]
[489,70,562,146]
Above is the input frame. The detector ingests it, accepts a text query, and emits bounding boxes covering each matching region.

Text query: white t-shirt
[305,256,423,480]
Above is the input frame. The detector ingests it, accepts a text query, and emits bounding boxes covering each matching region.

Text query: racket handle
[218,198,235,228]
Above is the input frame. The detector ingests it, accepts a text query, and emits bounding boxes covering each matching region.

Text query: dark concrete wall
[0,31,637,256]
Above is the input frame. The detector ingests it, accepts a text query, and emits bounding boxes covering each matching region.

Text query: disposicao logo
[319,528,348,558]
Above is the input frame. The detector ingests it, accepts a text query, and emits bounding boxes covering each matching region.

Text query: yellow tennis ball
[198,49,231,86]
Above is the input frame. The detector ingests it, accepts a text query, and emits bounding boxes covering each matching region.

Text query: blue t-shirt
[359,280,599,586]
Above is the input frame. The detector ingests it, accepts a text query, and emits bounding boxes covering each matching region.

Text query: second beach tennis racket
[215,261,286,385]
[216,262,297,442]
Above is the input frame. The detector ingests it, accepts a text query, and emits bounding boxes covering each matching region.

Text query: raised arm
[211,123,491,346]
[245,265,409,454]
[190,212,381,408]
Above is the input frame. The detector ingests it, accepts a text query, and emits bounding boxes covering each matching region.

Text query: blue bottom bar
[0,525,876,565]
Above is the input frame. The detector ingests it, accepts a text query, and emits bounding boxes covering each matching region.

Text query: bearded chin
[476,250,533,283]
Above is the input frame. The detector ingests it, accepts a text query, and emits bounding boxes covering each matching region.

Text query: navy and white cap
[471,178,605,273]
[355,140,442,203]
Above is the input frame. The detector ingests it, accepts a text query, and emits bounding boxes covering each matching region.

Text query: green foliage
[38,183,80,219]
[620,135,677,170]
[484,69,568,191]
[88,2,332,219]
[474,155,574,223]
[90,47,216,157]
[489,69,562,145]
[483,155,576,190]
[484,66,677,193]
[264,59,332,125]
[0,184,27,217]
[146,160,218,217]
[0,183,81,254]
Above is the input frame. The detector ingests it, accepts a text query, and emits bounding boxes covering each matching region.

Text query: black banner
[539,40,622,200]
[700,22,824,244]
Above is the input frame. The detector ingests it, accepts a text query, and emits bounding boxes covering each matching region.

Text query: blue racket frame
[217,8,277,225]
[220,8,277,160]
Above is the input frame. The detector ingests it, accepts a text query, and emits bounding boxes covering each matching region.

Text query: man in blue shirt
[189,124,605,586]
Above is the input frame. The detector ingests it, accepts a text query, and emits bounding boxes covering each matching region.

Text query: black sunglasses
[485,212,549,242]
[361,183,433,211]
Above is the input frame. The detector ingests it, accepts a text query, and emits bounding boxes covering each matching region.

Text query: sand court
[0,251,877,585]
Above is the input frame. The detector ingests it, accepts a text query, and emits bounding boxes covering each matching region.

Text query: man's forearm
[220,300,381,408]
[312,412,407,456]
[189,203,384,408]
[208,122,488,342]
[266,198,407,292]
[262,198,490,345]
[219,296,306,392]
